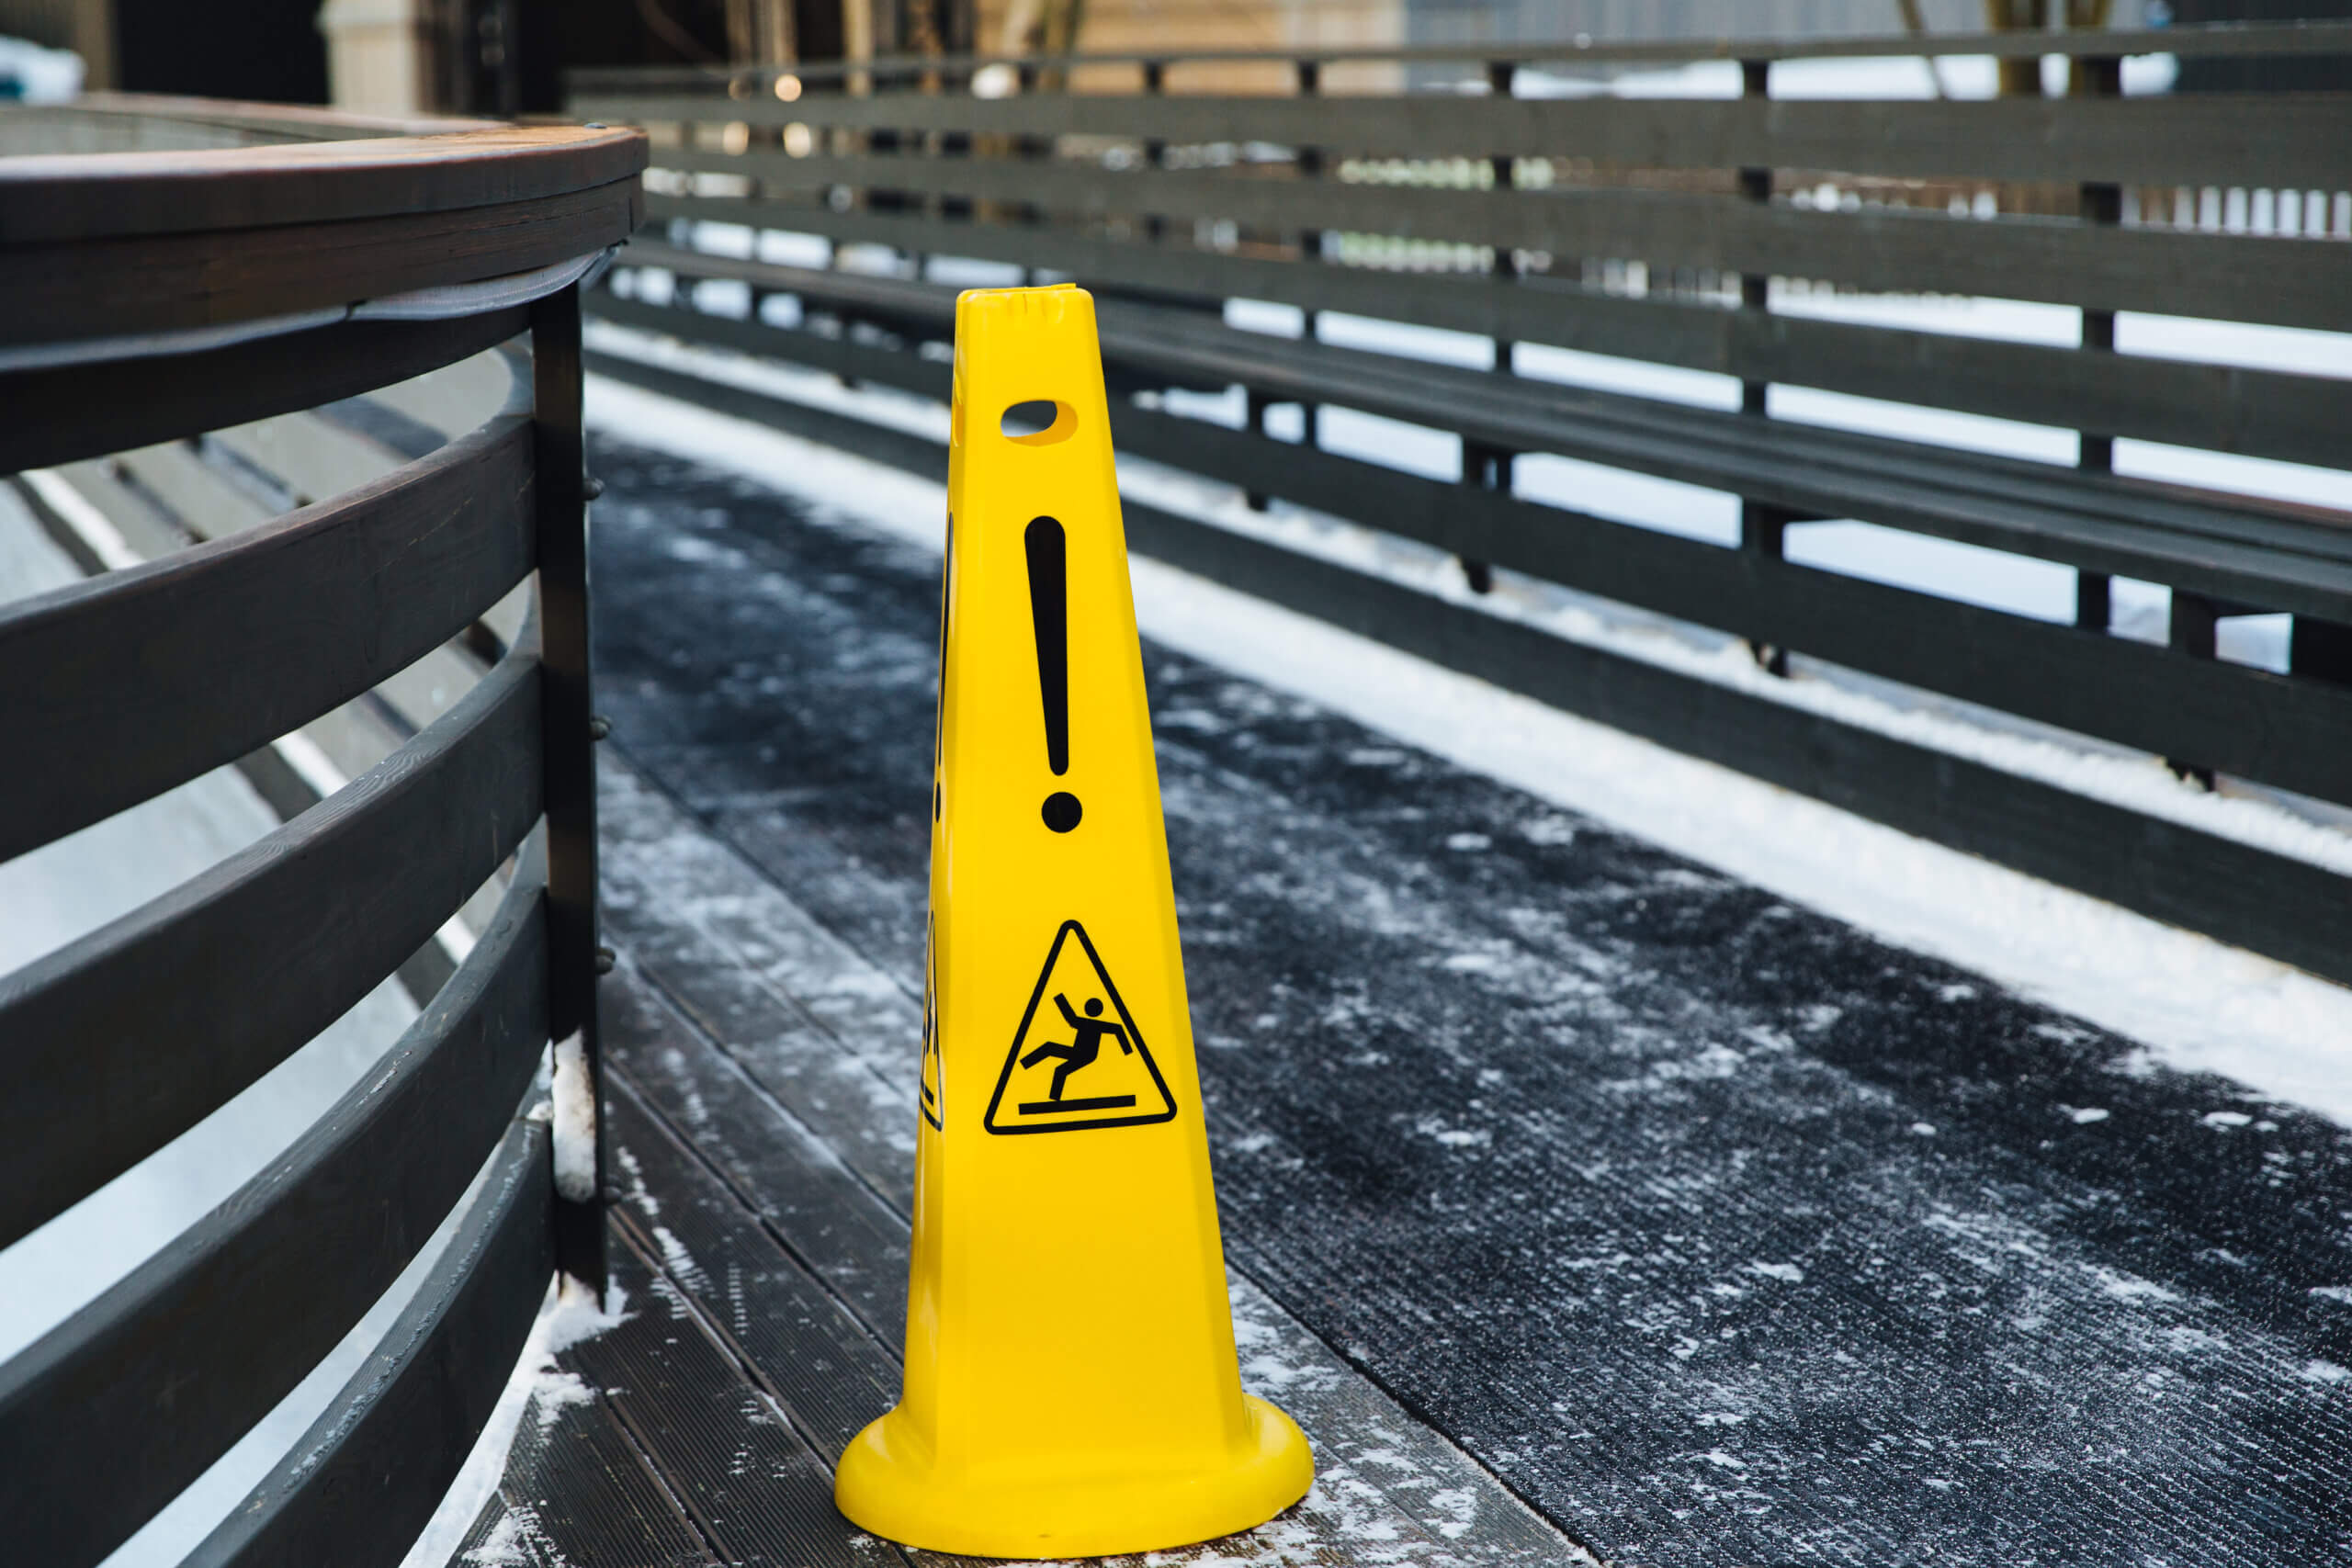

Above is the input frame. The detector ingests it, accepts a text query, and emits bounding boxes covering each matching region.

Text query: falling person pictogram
[1018,994,1134,1111]
[983,919,1176,1134]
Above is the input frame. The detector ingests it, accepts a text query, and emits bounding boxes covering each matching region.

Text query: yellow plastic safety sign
[833,285,1314,1559]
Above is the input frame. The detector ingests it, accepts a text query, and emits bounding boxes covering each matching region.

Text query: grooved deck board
[492,1338,718,1568]
[561,429,2352,1568]
[605,1073,904,1459]
[567,1238,907,1568]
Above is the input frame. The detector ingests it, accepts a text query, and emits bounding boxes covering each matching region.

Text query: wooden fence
[573,19,2352,987]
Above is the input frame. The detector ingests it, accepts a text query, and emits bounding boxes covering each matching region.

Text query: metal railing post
[2075,52,2120,633]
[1736,56,1792,676]
[1295,56,1324,451]
[533,282,607,1296]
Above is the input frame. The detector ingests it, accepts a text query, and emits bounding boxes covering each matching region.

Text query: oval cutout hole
[1000,399,1075,446]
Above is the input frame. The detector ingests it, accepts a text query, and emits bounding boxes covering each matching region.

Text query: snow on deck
[505,407,2352,1565]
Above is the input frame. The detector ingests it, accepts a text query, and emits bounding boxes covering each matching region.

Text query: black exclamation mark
[1026,515,1081,833]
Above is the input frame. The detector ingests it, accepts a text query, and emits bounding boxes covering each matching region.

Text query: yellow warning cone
[833,285,1314,1559]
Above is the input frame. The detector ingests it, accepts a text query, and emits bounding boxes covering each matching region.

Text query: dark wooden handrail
[0,96,643,1568]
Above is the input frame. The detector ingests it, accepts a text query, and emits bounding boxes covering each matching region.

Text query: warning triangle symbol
[919,917,944,1132]
[983,920,1178,1135]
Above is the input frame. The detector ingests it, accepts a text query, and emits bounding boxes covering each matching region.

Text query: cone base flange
[833,1393,1313,1560]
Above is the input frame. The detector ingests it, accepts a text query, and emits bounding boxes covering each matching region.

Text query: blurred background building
[0,1,2345,117]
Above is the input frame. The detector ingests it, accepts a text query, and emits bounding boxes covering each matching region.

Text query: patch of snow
[2092,1269,2180,1305]
[0,36,86,101]
[395,1276,632,1568]
[2201,1111,2256,1130]
[550,1032,597,1204]
[459,1513,533,1566]
[1747,1262,1805,1284]
[2064,1107,2112,1125]
[582,371,2352,1128]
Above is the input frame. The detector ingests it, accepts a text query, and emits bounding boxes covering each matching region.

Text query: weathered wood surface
[0,652,542,1251]
[542,433,2352,1567]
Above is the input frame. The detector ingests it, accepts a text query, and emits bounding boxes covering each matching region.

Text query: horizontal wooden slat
[0,309,522,474]
[1112,406,2352,809]
[633,228,2352,470]
[181,1114,556,1568]
[593,270,2352,619]
[0,856,548,1567]
[0,650,543,1252]
[0,413,535,863]
[591,295,2352,807]
[654,152,2352,330]
[0,178,641,349]
[588,91,2352,192]
[0,123,646,245]
[585,344,2352,992]
[567,17,2352,86]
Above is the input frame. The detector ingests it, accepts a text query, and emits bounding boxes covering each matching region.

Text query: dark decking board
[526,433,2352,1568]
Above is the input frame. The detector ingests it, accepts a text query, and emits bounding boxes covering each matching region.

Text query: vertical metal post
[2166,589,2218,790]
[1244,388,1272,513]
[2290,617,2352,685]
[1295,57,1324,450]
[1142,60,1167,243]
[533,283,606,1296]
[1736,57,1790,676]
[2075,51,2120,632]
[1487,59,1518,381]
[1455,55,1516,595]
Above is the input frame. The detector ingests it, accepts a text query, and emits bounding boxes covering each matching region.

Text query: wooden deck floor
[463,760,1576,1566]
[461,434,2352,1568]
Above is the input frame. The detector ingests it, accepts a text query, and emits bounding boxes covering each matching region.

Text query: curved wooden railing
[0,97,643,1566]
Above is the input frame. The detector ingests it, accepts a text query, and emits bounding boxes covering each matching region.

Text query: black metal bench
[0,97,643,1566]
[572,18,2352,989]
